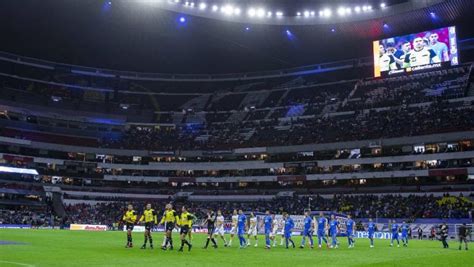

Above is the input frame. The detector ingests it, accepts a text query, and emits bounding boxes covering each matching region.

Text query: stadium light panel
[256,8,265,18]
[199,2,206,10]
[381,3,386,8]
[0,166,39,175]
[221,5,233,15]
[296,12,301,16]
[276,11,283,17]
[362,6,368,11]
[267,11,272,17]
[212,5,218,11]
[303,11,310,17]
[355,6,361,13]
[234,8,241,15]
[323,8,332,17]
[248,8,256,17]
[310,11,315,16]
[337,7,346,16]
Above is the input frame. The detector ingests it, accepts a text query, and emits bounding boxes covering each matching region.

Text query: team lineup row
[121,203,411,252]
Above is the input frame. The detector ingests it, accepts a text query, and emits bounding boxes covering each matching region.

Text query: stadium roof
[0,0,473,74]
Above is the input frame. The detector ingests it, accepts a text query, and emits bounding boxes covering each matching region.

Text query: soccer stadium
[0,0,473,266]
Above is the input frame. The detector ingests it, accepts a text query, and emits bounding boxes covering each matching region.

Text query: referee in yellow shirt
[159,203,179,250]
[178,206,196,252]
[139,203,158,249]
[122,204,137,248]
[187,209,194,244]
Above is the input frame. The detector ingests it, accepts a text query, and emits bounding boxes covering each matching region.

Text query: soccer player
[403,37,440,67]
[177,206,194,252]
[390,220,400,247]
[429,32,449,61]
[204,211,218,249]
[247,212,258,247]
[458,223,469,251]
[263,210,273,249]
[159,203,179,250]
[122,204,137,248]
[440,223,449,249]
[270,214,279,247]
[237,209,247,248]
[283,212,295,249]
[213,210,228,247]
[187,208,194,245]
[279,216,286,246]
[346,215,355,248]
[401,221,409,247]
[329,214,339,249]
[394,41,411,68]
[228,209,238,247]
[317,212,329,248]
[367,218,376,248]
[379,44,398,72]
[300,210,314,249]
[139,203,158,249]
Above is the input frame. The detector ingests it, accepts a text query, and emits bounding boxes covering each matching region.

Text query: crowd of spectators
[340,67,470,111]
[1,64,472,151]
[102,102,473,150]
[0,206,59,226]
[61,194,473,226]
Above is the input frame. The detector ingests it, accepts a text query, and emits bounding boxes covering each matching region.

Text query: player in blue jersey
[401,221,409,247]
[237,209,247,248]
[283,212,295,249]
[300,210,314,249]
[390,220,400,247]
[367,218,376,248]
[346,215,355,248]
[263,210,273,249]
[317,212,329,248]
[329,214,339,249]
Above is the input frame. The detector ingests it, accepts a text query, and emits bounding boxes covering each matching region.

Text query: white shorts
[230,226,237,235]
[214,226,225,236]
[270,229,278,237]
[248,227,257,236]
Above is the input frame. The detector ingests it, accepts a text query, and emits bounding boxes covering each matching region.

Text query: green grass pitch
[0,229,472,267]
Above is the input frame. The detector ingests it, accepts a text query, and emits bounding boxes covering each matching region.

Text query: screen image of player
[373,26,459,77]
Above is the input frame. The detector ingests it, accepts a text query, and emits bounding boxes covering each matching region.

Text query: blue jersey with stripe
[304,216,312,231]
[264,215,273,232]
[368,222,376,233]
[238,214,246,230]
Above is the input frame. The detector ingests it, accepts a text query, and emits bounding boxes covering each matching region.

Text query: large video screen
[373,26,459,77]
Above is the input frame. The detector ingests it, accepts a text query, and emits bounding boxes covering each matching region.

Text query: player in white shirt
[404,37,440,68]
[227,209,238,247]
[213,210,228,247]
[247,212,258,247]
[279,217,286,246]
[270,214,278,247]
[379,44,397,72]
